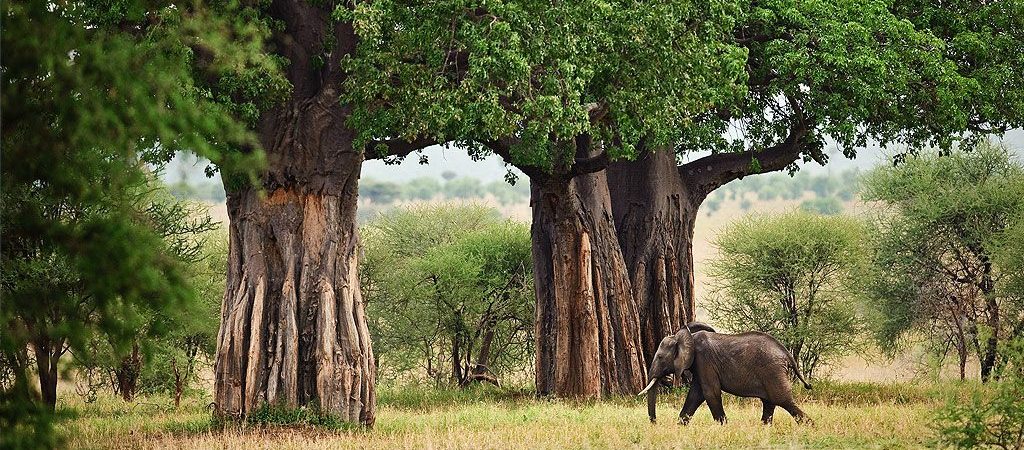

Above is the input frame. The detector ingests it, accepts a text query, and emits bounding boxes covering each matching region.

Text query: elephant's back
[698,332,794,397]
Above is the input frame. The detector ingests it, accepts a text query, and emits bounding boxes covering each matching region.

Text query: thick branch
[679,121,809,201]
[364,136,437,161]
[567,150,609,179]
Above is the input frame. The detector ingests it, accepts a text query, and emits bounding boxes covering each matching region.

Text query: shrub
[934,338,1024,449]
[707,211,869,377]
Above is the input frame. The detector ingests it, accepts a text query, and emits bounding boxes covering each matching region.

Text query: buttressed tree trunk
[530,168,647,397]
[607,150,700,365]
[607,122,809,361]
[212,3,438,426]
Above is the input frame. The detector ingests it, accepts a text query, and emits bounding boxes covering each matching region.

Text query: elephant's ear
[673,326,695,376]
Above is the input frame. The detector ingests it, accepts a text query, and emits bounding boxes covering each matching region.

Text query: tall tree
[345,0,748,397]
[2,0,430,429]
[1,0,278,442]
[607,0,1024,362]
[863,144,1024,382]
[209,2,435,424]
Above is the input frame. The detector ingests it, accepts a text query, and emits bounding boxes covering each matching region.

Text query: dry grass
[58,381,966,449]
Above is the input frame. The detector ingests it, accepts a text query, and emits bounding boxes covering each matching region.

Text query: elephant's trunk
[646,378,658,423]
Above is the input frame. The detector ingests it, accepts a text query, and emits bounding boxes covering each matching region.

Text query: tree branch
[567,150,609,179]
[363,136,437,161]
[680,100,811,201]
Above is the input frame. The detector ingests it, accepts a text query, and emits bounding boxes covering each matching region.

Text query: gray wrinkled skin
[644,323,812,425]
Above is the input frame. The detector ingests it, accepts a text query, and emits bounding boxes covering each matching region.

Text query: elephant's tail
[786,353,812,390]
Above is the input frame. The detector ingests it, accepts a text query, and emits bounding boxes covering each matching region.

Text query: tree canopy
[345,0,747,175]
[863,142,1024,381]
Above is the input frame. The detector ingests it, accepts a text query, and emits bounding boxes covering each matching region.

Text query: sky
[165,129,1024,185]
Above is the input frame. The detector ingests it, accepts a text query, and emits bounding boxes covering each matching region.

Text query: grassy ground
[56,381,974,449]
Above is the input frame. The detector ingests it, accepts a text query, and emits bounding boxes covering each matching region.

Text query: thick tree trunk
[213,62,376,425]
[211,1,387,425]
[531,172,646,398]
[607,151,700,365]
[215,184,376,424]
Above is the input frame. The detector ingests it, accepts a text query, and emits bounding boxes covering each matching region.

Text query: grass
[56,381,974,449]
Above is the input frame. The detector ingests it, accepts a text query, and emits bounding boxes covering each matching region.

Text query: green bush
[361,204,534,386]
[934,339,1024,449]
[707,211,869,377]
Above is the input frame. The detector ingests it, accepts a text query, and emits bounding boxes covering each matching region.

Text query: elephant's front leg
[701,379,728,424]
[678,384,705,425]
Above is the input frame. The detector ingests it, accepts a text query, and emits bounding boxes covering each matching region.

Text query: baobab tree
[607,0,1024,362]
[345,0,748,397]
[211,2,433,424]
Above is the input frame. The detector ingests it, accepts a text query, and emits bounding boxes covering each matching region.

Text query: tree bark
[607,151,700,365]
[212,1,379,424]
[531,171,647,398]
[215,183,377,424]
[115,342,141,402]
[32,337,61,411]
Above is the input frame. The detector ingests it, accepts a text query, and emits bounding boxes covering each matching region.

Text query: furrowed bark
[607,151,699,366]
[213,1,383,425]
[531,170,646,397]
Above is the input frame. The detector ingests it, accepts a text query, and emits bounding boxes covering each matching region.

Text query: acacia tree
[361,205,534,386]
[863,144,1024,381]
[606,0,1024,362]
[707,211,869,377]
[346,0,748,397]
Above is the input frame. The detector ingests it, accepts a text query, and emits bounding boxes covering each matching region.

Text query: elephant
[638,323,812,425]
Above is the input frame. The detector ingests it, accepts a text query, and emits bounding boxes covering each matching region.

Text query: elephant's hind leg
[678,384,705,425]
[760,400,775,425]
[780,401,811,425]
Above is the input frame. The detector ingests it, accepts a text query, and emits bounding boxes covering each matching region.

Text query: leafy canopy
[683,0,1010,165]
[345,0,748,172]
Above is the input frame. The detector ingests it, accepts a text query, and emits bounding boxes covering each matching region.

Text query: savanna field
[7,1,1024,449]
[60,382,969,449]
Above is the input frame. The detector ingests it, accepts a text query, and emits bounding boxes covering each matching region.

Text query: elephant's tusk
[637,378,658,396]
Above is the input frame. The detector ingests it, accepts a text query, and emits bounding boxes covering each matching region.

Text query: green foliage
[862,143,1024,380]
[69,186,223,403]
[1,0,281,445]
[680,0,1013,168]
[934,339,1024,449]
[707,211,869,377]
[799,197,844,215]
[361,205,534,385]
[0,381,63,449]
[346,0,747,171]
